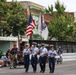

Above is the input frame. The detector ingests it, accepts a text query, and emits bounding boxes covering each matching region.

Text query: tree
[0,0,27,50]
[0,0,6,2]
[72,22,76,41]
[7,0,27,36]
[0,0,9,36]
[45,0,75,41]
[0,0,27,36]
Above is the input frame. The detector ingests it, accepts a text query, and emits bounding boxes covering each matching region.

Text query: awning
[0,37,28,42]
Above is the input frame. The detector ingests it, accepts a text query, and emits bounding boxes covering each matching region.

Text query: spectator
[1,53,7,67]
[0,58,4,67]
[10,45,18,55]
[7,53,11,66]
[66,49,69,53]
[71,49,73,53]
[6,48,11,58]
[57,47,63,56]
[57,47,63,63]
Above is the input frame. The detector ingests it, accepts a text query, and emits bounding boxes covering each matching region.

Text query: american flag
[26,13,36,36]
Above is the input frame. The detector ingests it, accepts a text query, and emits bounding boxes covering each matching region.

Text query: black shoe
[42,71,45,73]
[49,71,52,73]
[40,70,42,73]
[25,69,26,72]
[49,70,52,73]
[33,70,36,73]
[25,69,28,72]
[34,71,36,73]
[51,71,54,73]
[24,66,26,68]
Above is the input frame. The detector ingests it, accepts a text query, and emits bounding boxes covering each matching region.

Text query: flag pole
[27,6,36,47]
[40,10,43,44]
[29,6,33,47]
[26,6,32,47]
[26,6,36,47]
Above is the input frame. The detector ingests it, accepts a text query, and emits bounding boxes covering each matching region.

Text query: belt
[40,55,46,57]
[50,57,55,58]
[32,55,37,57]
[24,54,29,56]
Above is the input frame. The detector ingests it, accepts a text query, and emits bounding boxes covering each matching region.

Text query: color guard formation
[23,42,57,73]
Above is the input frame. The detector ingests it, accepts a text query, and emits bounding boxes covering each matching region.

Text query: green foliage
[7,1,27,36]
[0,1,27,36]
[32,34,44,40]
[45,0,75,41]
[72,22,76,41]
[0,0,6,2]
[0,1,9,36]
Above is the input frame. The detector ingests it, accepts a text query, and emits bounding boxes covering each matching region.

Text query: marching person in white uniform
[48,45,57,73]
[39,43,48,73]
[23,44,31,72]
[30,42,39,73]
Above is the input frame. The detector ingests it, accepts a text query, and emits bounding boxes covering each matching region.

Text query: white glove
[40,53,44,56]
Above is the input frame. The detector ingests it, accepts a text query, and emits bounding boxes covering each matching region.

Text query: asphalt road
[0,61,76,75]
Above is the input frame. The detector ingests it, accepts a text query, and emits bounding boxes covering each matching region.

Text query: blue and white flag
[38,12,43,36]
[38,12,49,40]
[42,22,49,40]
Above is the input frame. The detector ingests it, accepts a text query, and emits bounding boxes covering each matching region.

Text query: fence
[29,40,76,53]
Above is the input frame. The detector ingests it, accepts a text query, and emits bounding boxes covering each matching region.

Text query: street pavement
[0,61,76,75]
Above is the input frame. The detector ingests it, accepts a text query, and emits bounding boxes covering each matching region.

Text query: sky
[7,0,76,12]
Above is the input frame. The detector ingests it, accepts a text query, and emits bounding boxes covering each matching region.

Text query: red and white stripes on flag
[26,25,33,36]
[26,13,36,36]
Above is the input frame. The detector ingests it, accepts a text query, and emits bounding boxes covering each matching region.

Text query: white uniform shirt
[40,47,48,56]
[31,47,39,55]
[48,50,57,57]
[23,48,30,55]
